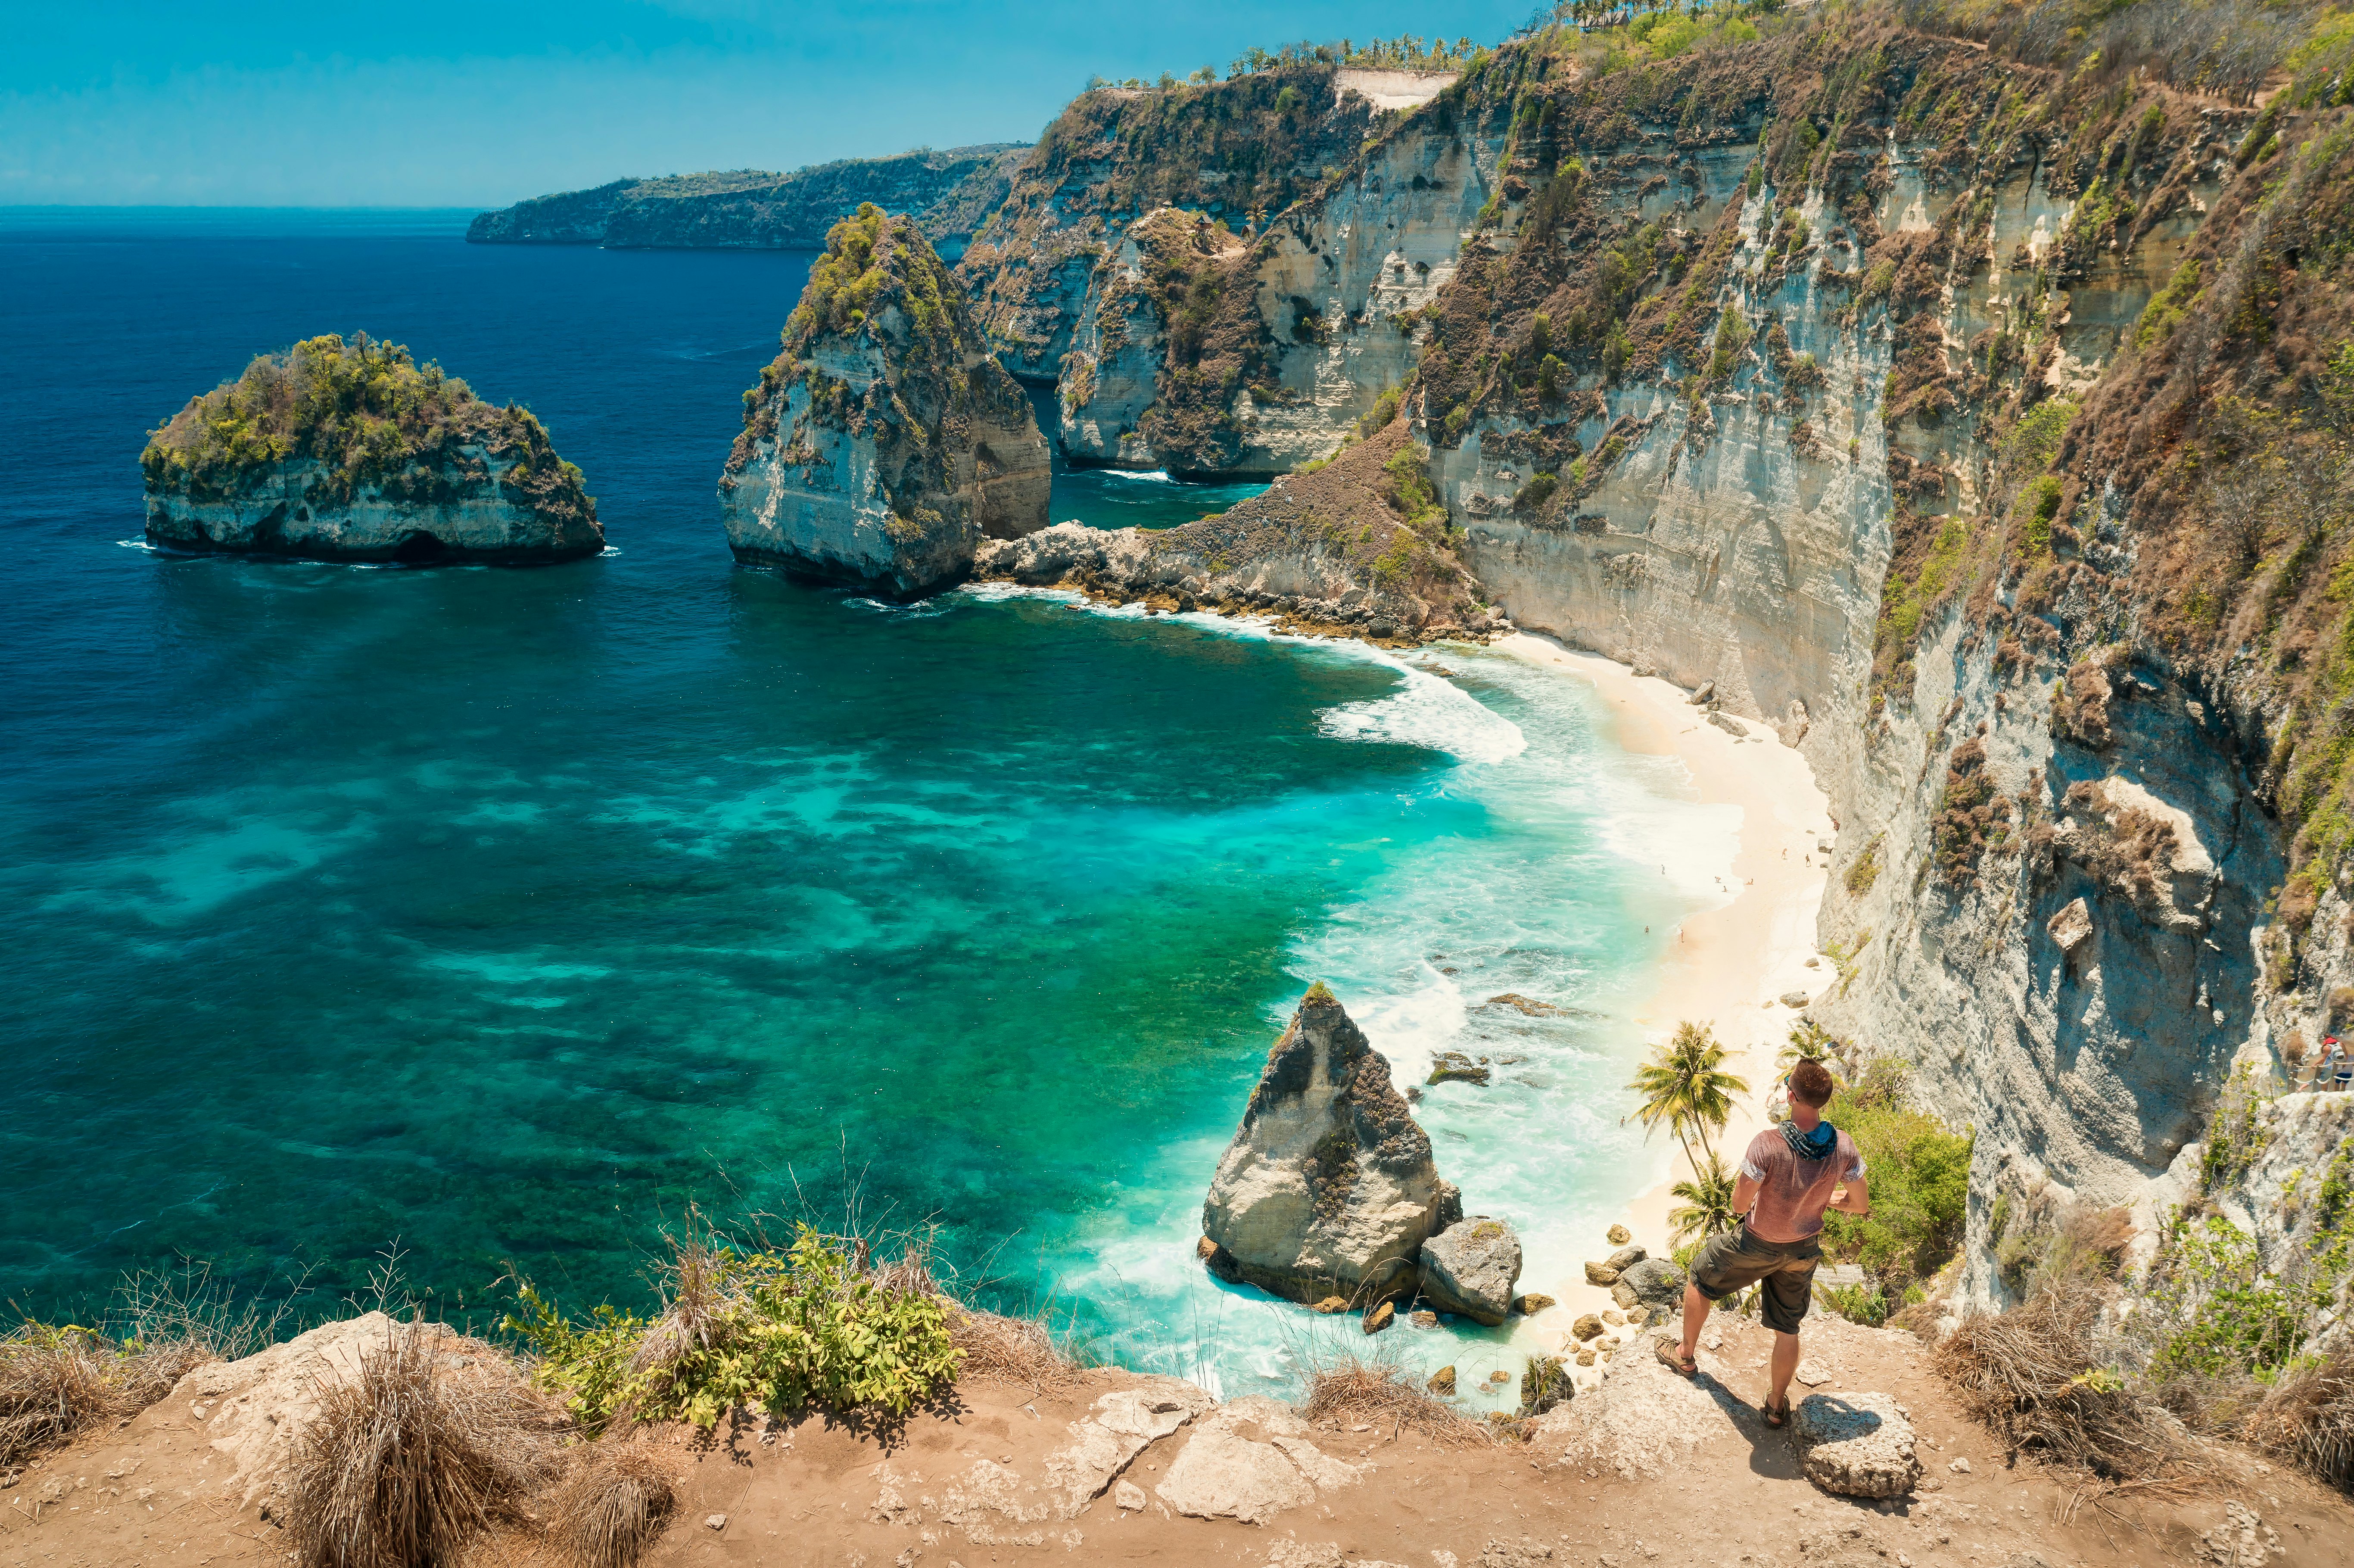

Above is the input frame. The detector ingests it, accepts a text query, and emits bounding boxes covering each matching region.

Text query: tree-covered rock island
[141,334,603,565]
[719,203,1051,595]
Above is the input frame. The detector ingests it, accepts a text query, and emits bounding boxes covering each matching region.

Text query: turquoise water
[0,210,1734,1401]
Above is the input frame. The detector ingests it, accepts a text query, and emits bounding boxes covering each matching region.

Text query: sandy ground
[11,1313,2349,1568]
[1496,635,1839,1335]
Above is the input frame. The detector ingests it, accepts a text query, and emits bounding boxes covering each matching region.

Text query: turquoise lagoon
[0,209,1735,1403]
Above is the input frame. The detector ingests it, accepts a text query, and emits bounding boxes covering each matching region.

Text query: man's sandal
[1762,1397,1790,1428]
[1653,1340,1697,1378]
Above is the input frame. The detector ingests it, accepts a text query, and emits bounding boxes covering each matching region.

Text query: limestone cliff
[467,146,1028,261]
[1202,984,1460,1305]
[719,204,1050,594]
[1341,9,2354,1336]
[140,333,601,565]
[956,68,1404,383]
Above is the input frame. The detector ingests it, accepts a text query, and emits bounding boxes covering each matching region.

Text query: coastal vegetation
[1815,1058,1972,1313]
[140,333,592,523]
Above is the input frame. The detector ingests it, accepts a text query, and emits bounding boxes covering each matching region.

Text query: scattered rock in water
[1513,1292,1556,1315]
[1419,1216,1523,1326]
[1427,1050,1491,1085]
[1583,1260,1621,1287]
[1201,983,1457,1306]
[1409,1310,1439,1329]
[1605,1244,1647,1271]
[1362,1300,1395,1334]
[1520,1356,1572,1418]
[1483,992,1561,1016]
[1426,1364,1456,1395]
[1791,1393,1921,1498]
[1572,1314,1606,1342]
[1311,1296,1349,1314]
[1487,1369,1511,1385]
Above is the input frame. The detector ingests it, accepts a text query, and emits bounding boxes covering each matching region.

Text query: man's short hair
[1788,1058,1836,1108]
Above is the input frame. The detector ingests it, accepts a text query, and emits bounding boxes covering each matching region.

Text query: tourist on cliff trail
[1655,1058,1869,1428]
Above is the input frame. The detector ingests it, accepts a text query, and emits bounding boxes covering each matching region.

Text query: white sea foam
[1318,661,1528,765]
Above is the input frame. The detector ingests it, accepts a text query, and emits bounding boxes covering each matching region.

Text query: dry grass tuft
[1300,1350,1490,1450]
[2243,1348,2354,1489]
[949,1307,1088,1394]
[286,1317,562,1568]
[1932,1282,2194,1480]
[548,1443,677,1568]
[0,1324,218,1471]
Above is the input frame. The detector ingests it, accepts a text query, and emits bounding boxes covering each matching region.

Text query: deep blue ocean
[0,208,1734,1400]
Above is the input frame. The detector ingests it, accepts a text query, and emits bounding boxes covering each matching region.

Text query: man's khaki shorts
[1688,1223,1821,1334]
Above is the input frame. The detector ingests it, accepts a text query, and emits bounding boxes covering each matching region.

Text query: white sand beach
[1495,632,1837,1356]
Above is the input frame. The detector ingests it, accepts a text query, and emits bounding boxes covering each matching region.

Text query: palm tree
[1626,1020,1750,1165]
[1668,1151,1739,1243]
[1776,1019,1847,1086]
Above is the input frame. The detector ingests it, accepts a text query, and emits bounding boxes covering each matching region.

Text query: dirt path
[13,1315,2344,1568]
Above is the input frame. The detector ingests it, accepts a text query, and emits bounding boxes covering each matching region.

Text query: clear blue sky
[3,2,1533,208]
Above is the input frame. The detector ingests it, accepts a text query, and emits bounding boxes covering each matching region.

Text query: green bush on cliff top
[141,333,579,506]
[506,1223,960,1431]
[1818,1058,1973,1291]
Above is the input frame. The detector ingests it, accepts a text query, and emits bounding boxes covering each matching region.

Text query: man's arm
[1729,1171,1760,1219]
[1828,1173,1870,1216]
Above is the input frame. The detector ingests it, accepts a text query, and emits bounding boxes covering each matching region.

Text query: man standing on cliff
[1654,1058,1868,1427]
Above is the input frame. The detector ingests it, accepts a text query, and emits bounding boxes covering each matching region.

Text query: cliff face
[719,204,1050,595]
[141,334,601,565]
[467,146,1029,260]
[1356,15,2354,1326]
[1021,67,1508,475]
[955,68,1402,383]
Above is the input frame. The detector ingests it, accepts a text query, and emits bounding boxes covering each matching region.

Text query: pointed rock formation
[1201,983,1457,1305]
[719,202,1049,595]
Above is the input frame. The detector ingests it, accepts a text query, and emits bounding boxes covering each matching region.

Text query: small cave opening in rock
[392,530,450,565]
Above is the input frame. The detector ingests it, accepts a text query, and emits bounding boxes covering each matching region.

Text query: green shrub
[506,1226,960,1431]
[1818,1060,1973,1291]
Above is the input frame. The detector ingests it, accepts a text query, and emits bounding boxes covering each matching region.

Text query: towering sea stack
[1201,983,1459,1306]
[720,203,1050,595]
[141,334,601,564]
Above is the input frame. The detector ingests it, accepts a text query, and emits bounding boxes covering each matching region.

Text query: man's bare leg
[1676,1281,1710,1363]
[1767,1328,1801,1411]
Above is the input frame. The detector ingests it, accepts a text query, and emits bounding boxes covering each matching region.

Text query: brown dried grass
[0,1324,216,1471]
[285,1317,563,1568]
[1932,1281,2195,1481]
[547,1443,677,1568]
[949,1307,1087,1394]
[1300,1351,1489,1450]
[2243,1348,2354,1490]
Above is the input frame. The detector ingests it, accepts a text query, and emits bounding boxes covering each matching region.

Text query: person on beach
[1656,1058,1868,1428]
[2312,1038,2341,1091]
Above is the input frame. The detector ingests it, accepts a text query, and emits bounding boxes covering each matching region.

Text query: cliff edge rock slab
[1201,983,1457,1305]
[720,202,1049,596]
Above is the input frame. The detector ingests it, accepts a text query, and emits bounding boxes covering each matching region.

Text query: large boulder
[142,335,602,565]
[1791,1393,1921,1498]
[1417,1216,1523,1326]
[1610,1256,1687,1318]
[1202,984,1457,1305]
[719,203,1049,595]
